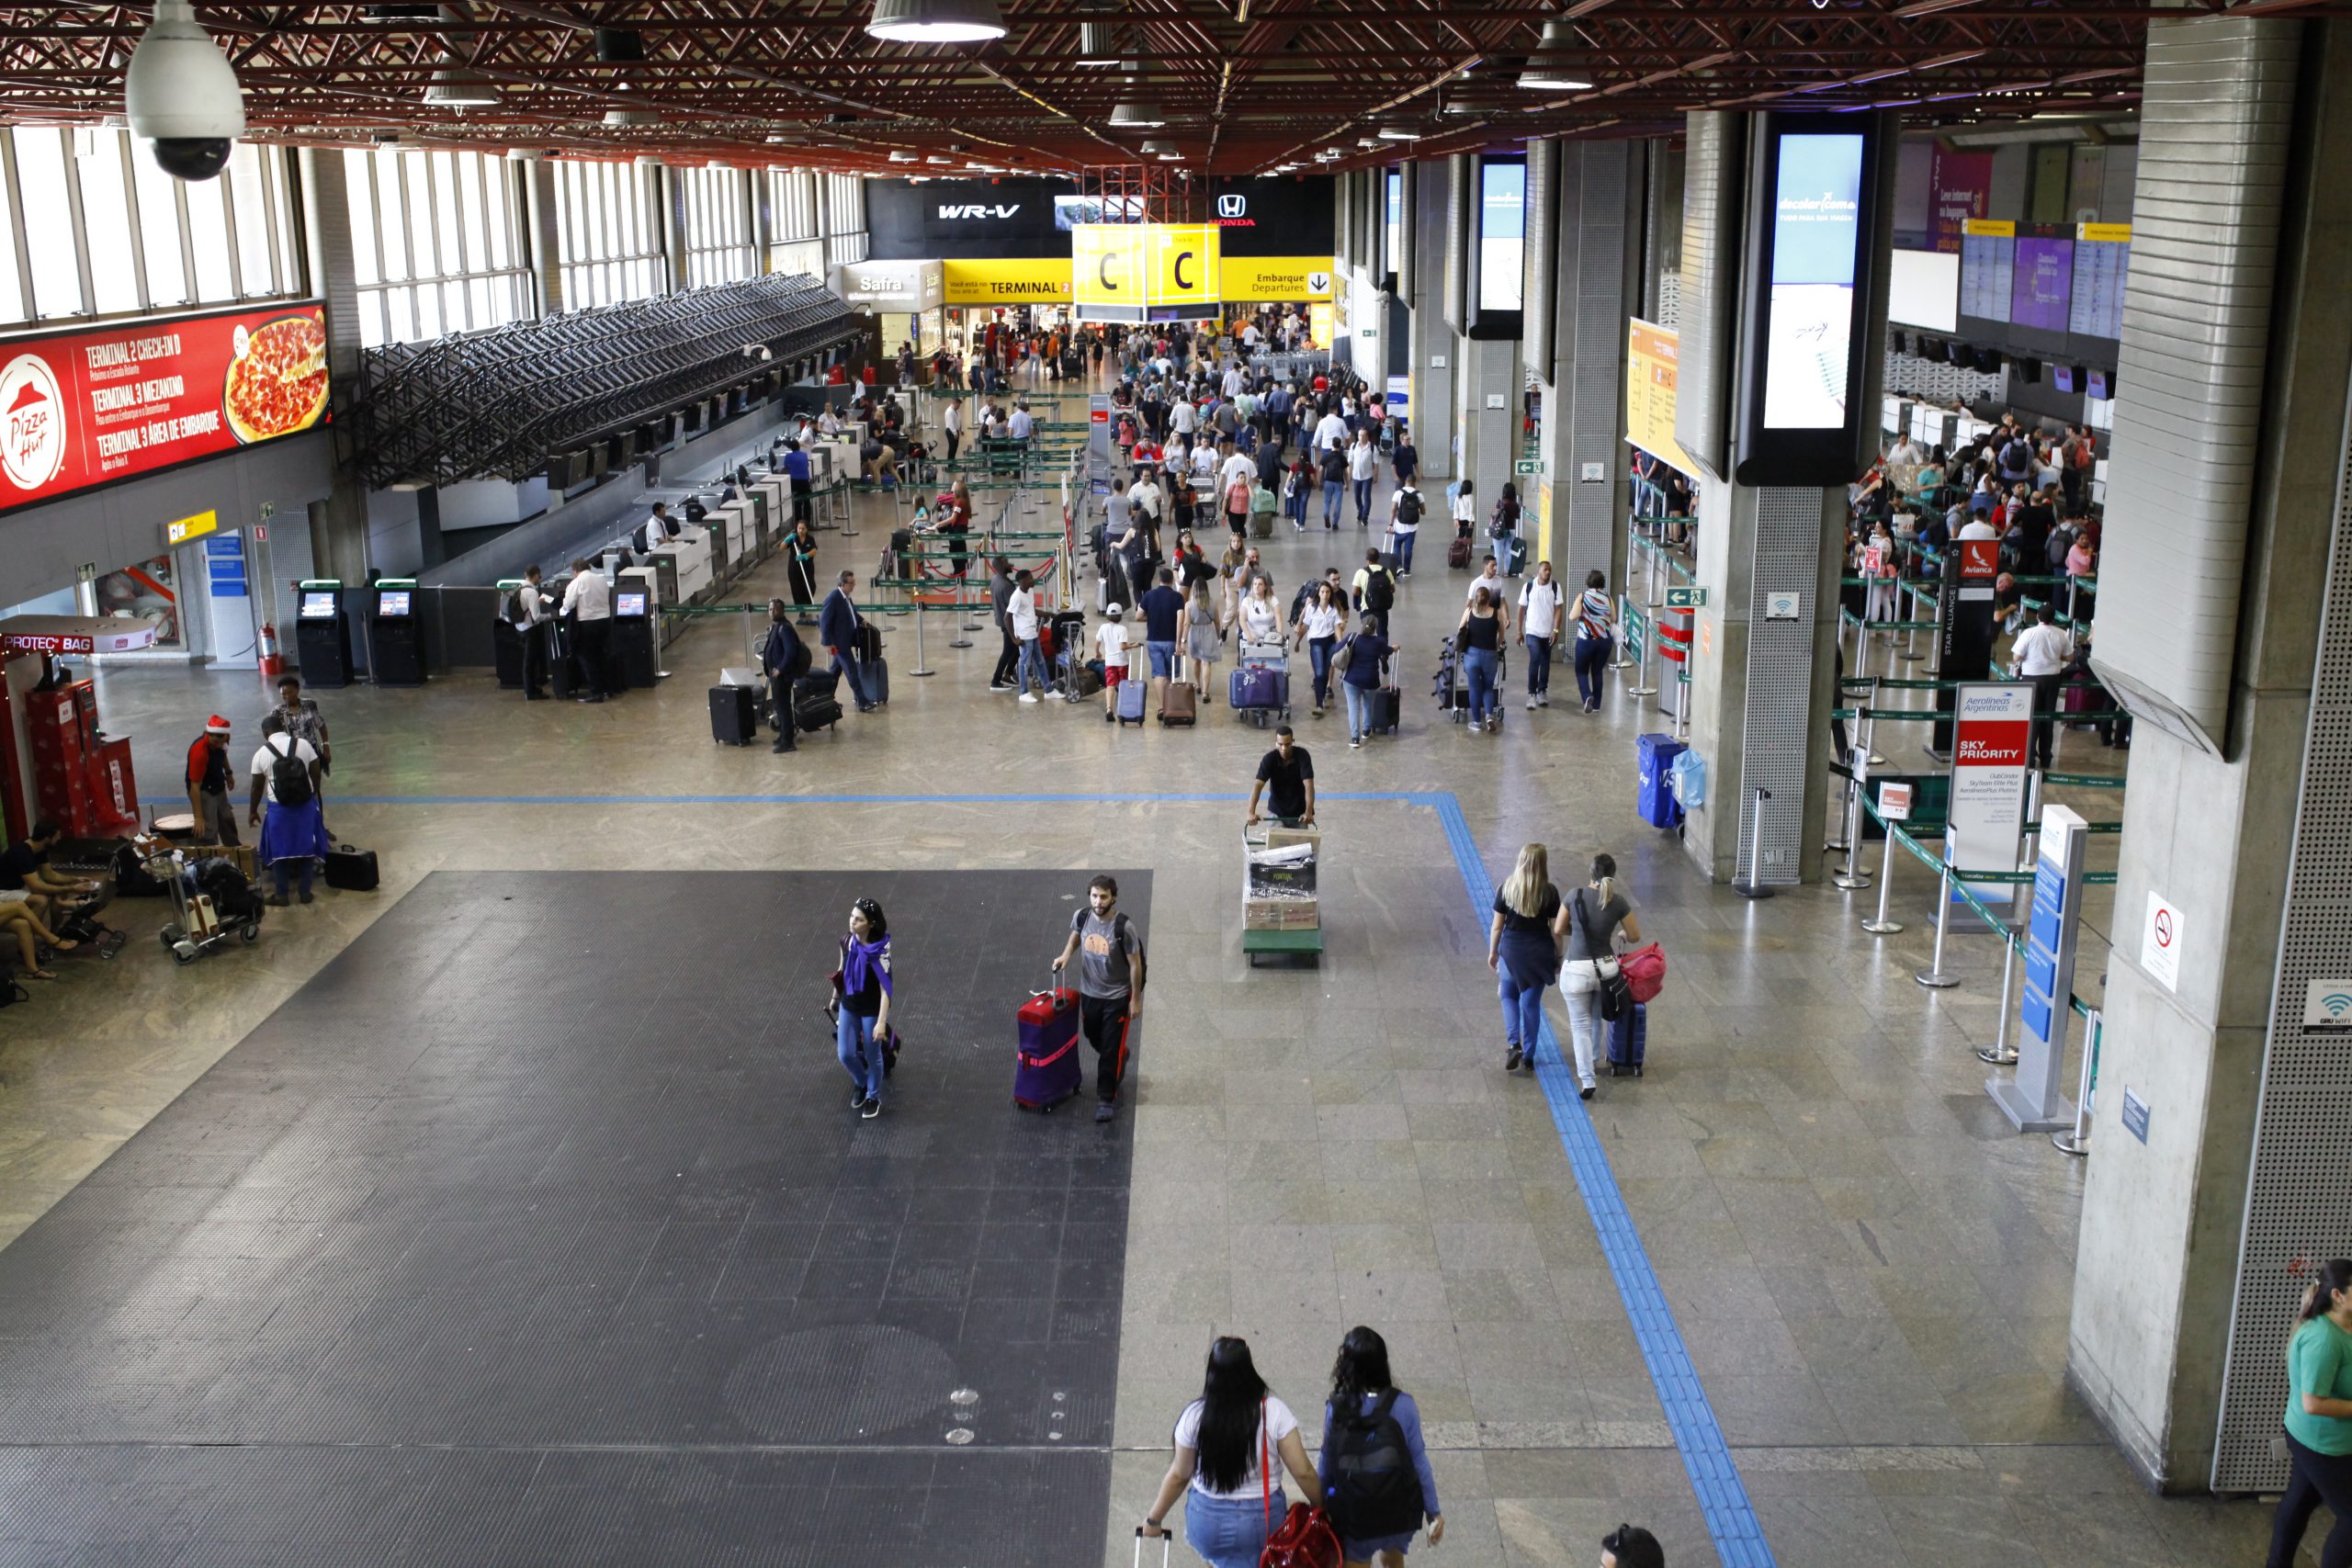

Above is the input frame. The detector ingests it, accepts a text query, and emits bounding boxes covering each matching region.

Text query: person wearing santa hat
[184,716,240,848]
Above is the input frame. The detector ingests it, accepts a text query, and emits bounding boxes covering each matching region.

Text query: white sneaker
[1538,694,1549,708]
[1526,697,1537,711]
[1019,692,1040,704]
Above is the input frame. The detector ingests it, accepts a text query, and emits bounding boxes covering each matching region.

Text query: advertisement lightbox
[1733,113,1887,488]
[0,302,330,513]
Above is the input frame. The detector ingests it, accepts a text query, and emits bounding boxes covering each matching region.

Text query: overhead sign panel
[941,259,1073,304]
[1148,224,1220,306]
[1072,225,1148,310]
[1624,320,1703,480]
[1220,256,1334,301]
[0,302,330,513]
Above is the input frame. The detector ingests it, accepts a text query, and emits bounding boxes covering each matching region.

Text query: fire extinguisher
[257,620,283,682]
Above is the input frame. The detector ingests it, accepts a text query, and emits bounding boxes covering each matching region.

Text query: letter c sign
[1173,250,1195,290]
[1099,253,1120,292]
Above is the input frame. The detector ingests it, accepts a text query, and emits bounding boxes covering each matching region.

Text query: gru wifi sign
[938,204,1021,220]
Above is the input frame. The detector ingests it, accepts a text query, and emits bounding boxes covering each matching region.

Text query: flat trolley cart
[1240,823,1323,968]
[150,847,262,964]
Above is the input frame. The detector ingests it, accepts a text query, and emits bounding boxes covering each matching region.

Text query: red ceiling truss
[0,2,2335,177]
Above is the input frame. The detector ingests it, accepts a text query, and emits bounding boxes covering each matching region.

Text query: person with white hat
[1095,604,1132,723]
[184,716,240,847]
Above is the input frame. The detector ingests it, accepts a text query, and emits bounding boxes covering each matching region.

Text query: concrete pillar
[1407,160,1457,485]
[295,147,372,593]
[524,155,563,314]
[2067,12,2349,1494]
[1530,140,1642,591]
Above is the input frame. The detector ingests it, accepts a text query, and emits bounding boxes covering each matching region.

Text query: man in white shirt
[1957,514,2000,542]
[644,502,679,546]
[1241,322,1261,349]
[1221,364,1246,399]
[1169,398,1197,438]
[1466,556,1507,609]
[1217,442,1255,500]
[1312,406,1348,457]
[1009,569,1048,702]
[941,397,964,462]
[245,728,325,907]
[513,564,552,701]
[1518,567,1563,710]
[1095,604,1132,722]
[2010,603,2075,770]
[1887,435,1923,467]
[560,558,615,704]
[1128,470,1163,528]
[1346,433,1377,525]
[1007,402,1035,442]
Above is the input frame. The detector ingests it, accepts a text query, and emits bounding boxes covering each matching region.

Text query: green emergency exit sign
[1666,586,1706,609]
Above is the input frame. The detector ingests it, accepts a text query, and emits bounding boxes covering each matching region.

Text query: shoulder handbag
[1575,890,1633,1023]
[1258,1399,1342,1568]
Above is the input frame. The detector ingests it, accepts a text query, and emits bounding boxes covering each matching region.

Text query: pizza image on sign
[223,312,329,445]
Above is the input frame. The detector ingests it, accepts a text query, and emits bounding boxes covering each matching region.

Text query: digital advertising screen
[0,302,330,513]
[1476,158,1526,313]
[1759,132,1865,431]
[300,591,336,620]
[377,591,412,617]
[1385,169,1404,278]
[2010,236,2075,333]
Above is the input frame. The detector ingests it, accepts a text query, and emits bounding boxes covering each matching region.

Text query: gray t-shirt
[1566,887,1631,964]
[1070,907,1144,999]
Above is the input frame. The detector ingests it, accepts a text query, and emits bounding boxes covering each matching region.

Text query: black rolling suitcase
[710,683,758,745]
[323,845,379,892]
[794,670,845,733]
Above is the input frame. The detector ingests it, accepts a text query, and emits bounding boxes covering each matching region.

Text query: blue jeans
[1341,680,1373,739]
[1148,639,1177,680]
[271,857,315,898]
[1395,530,1417,572]
[1351,476,1373,522]
[1320,479,1343,526]
[1307,636,1336,707]
[1017,636,1049,695]
[1183,1489,1286,1568]
[1575,635,1612,706]
[1499,964,1550,1054]
[1463,647,1498,724]
[1285,488,1307,525]
[1526,635,1553,695]
[837,1009,883,1102]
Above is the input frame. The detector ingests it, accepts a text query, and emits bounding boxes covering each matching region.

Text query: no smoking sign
[2142,892,2183,993]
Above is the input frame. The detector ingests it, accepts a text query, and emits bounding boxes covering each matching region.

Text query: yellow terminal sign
[164,509,219,547]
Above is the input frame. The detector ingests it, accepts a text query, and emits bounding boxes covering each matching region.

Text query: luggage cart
[1240,822,1323,968]
[151,848,262,965]
[1232,637,1291,728]
[1435,633,1505,728]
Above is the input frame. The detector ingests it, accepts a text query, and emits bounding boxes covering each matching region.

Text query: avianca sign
[938,204,1022,220]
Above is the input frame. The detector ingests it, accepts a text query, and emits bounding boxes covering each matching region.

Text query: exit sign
[1666,586,1706,609]
[1513,458,1544,475]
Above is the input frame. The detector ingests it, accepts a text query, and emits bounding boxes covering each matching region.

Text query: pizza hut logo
[1216,194,1247,219]
[938,204,1021,220]
[0,353,65,491]
[1307,271,1331,293]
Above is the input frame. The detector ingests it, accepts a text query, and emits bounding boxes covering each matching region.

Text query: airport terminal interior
[1,4,2349,1565]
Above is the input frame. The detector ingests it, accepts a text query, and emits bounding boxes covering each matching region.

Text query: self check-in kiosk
[370,578,425,686]
[615,568,662,689]
[294,579,354,688]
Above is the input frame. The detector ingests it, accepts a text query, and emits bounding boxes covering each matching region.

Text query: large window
[769,168,819,243]
[0,129,301,327]
[342,147,531,347]
[823,173,867,266]
[680,165,753,288]
[553,158,665,310]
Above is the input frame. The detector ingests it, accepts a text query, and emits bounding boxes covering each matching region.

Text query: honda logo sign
[937,204,1021,220]
[1216,194,1247,220]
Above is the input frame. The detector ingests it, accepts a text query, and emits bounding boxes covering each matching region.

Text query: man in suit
[819,570,876,713]
[759,598,810,753]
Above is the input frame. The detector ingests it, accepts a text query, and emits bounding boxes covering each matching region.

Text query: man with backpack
[247,719,329,907]
[1353,548,1398,638]
[1387,478,1425,575]
[1050,874,1146,1123]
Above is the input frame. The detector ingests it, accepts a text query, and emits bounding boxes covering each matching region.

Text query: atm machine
[614,568,662,689]
[492,578,526,689]
[294,580,354,688]
[370,578,425,686]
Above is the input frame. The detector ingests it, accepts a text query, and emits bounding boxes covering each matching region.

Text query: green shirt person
[2269,1259,2352,1568]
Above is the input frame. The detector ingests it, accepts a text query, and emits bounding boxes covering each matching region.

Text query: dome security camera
[124,0,246,182]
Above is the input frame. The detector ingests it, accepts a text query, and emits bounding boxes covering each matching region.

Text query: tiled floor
[0,368,2300,1566]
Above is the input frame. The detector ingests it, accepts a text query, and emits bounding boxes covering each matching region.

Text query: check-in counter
[713,502,754,574]
[657,527,714,601]
[752,477,792,543]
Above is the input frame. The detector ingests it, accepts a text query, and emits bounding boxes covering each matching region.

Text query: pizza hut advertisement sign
[0,302,330,513]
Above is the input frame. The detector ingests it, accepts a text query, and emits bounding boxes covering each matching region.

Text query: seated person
[0,819,96,927]
[0,897,74,980]
[645,502,680,542]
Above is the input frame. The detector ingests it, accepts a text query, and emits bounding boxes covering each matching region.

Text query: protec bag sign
[0,302,330,513]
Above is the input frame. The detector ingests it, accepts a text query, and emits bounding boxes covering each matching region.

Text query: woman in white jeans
[1557,852,1642,1100]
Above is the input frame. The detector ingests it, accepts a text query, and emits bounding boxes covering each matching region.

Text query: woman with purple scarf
[831,898,896,1121]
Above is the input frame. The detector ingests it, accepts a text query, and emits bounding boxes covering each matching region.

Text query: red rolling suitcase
[1015,982,1083,1111]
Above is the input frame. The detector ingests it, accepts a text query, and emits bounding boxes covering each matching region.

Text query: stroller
[156,852,264,964]
[1433,634,1506,728]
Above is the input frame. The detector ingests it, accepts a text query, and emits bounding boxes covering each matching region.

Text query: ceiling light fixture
[1108,88,1166,128]
[1377,125,1422,140]
[363,4,442,21]
[888,149,917,162]
[1519,19,1595,91]
[865,0,1007,44]
[1076,21,1120,64]
[605,108,658,128]
[424,62,500,107]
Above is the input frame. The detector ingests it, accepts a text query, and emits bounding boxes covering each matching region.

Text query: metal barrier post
[1852,615,1871,684]
[1646,536,1664,609]
[1832,764,1871,890]
[1735,787,1775,899]
[1899,582,1923,662]
[1629,603,1657,697]
[1976,931,2021,1066]
[1915,833,1960,988]
[1861,820,1904,935]
[1673,670,1689,739]
[2052,1009,2099,1156]
[910,596,934,677]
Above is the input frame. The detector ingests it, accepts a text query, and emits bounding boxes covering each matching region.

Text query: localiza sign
[0,302,329,513]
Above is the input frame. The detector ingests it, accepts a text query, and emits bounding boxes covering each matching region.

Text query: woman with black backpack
[1319,1327,1442,1566]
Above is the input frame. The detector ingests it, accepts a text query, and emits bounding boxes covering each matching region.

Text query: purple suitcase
[1230,665,1287,710]
[1015,986,1083,1111]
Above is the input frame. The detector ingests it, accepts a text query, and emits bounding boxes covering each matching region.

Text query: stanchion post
[1735,787,1776,899]
[1915,832,1961,987]
[2052,1009,2099,1156]
[1832,745,1871,890]
[910,596,934,677]
[1977,927,2021,1066]
[1861,816,1904,935]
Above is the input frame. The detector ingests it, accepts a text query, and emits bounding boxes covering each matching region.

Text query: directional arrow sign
[1666,586,1706,609]
[1513,458,1544,475]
